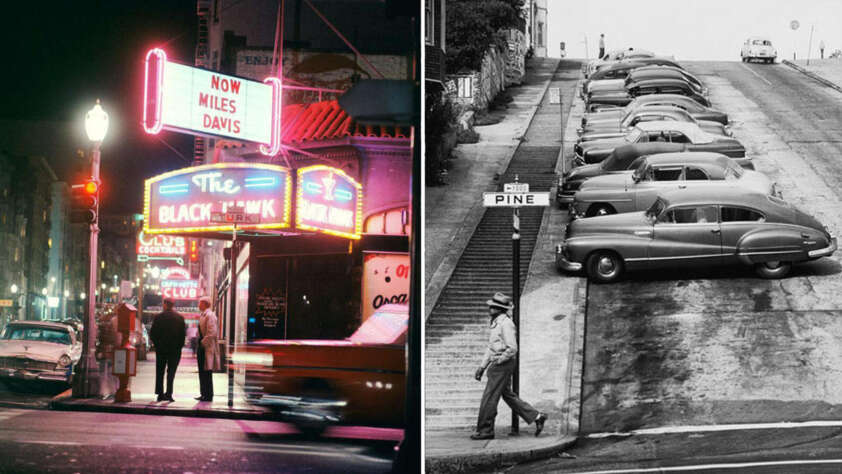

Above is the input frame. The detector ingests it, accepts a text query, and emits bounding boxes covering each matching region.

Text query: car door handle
[802,233,811,239]
[710,229,721,234]
[678,185,687,189]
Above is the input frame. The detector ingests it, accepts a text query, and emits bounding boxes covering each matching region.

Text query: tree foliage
[445,0,525,73]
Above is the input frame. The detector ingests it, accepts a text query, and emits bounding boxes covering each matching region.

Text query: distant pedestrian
[186,324,198,355]
[149,298,186,402]
[195,296,220,402]
[471,293,547,440]
[599,33,605,59]
[820,40,826,59]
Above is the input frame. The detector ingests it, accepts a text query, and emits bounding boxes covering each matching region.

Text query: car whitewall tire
[754,260,792,279]
[586,251,624,283]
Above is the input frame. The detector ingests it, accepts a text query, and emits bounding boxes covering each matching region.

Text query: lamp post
[74,100,108,398]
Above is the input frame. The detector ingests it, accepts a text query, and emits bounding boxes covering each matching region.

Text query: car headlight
[57,355,72,368]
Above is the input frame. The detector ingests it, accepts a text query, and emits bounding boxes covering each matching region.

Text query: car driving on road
[741,36,777,63]
[556,187,836,282]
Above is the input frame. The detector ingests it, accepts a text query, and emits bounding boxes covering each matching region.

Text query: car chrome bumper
[555,245,583,272]
[0,368,69,383]
[809,237,837,258]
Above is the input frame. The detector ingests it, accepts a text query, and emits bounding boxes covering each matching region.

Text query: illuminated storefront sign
[296,165,363,240]
[136,230,187,256]
[361,252,410,321]
[143,48,282,156]
[144,163,292,234]
[161,279,200,300]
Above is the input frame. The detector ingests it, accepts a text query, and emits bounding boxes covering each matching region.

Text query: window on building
[457,76,473,98]
[537,21,544,47]
[425,0,435,45]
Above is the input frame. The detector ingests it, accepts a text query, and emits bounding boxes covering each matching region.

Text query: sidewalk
[782,58,842,94]
[425,57,560,321]
[51,349,272,420]
[425,59,585,473]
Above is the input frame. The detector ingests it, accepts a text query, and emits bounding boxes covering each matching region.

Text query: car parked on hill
[741,37,777,63]
[588,77,711,111]
[0,320,82,386]
[577,106,729,141]
[588,66,707,98]
[569,153,773,217]
[556,188,836,282]
[582,94,728,126]
[556,143,755,206]
[575,121,746,164]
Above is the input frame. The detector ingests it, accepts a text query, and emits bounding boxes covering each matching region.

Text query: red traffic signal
[70,179,100,224]
[189,239,199,262]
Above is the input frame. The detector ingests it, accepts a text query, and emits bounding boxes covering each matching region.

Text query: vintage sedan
[588,78,711,111]
[588,66,707,98]
[578,106,729,141]
[557,187,836,282]
[582,94,728,126]
[570,153,772,217]
[574,121,746,164]
[233,304,407,434]
[741,36,777,63]
[558,143,750,206]
[0,321,82,385]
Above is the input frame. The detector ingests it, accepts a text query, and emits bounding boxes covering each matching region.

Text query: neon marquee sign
[296,165,363,240]
[144,163,292,234]
[143,48,282,156]
[161,279,200,300]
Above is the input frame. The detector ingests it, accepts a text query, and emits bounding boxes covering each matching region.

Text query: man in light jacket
[195,296,220,402]
[471,292,547,440]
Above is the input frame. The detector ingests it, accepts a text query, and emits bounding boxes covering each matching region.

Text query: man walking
[471,293,547,440]
[599,33,606,59]
[195,296,220,402]
[149,298,186,402]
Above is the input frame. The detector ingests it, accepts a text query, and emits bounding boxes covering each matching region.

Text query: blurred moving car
[556,188,837,282]
[570,153,773,217]
[574,121,747,164]
[741,37,777,63]
[234,304,408,435]
[0,321,82,385]
[582,94,728,126]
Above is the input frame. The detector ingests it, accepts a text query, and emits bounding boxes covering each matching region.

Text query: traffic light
[70,179,99,224]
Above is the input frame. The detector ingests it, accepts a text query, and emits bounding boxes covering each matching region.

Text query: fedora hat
[486,292,513,310]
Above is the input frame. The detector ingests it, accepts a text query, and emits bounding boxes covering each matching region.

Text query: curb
[49,396,274,421]
[781,60,842,94]
[425,436,576,474]
[425,58,563,322]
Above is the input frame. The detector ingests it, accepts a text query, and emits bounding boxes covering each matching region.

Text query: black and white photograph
[425,0,842,472]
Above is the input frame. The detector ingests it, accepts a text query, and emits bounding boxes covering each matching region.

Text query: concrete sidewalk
[425,57,561,321]
[425,60,585,473]
[782,59,842,94]
[51,349,272,420]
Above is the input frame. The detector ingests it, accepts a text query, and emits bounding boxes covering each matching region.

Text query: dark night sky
[0,1,198,214]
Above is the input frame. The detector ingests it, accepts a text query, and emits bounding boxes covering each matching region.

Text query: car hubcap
[596,207,610,216]
[597,256,616,276]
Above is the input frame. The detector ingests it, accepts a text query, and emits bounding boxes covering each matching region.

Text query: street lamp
[41,288,47,296]
[80,292,86,300]
[75,99,109,399]
[10,284,17,294]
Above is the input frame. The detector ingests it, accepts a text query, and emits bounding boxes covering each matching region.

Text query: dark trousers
[197,346,213,399]
[155,350,181,396]
[599,47,605,59]
[476,359,539,435]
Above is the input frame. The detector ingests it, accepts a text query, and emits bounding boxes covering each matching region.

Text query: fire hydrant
[113,303,137,402]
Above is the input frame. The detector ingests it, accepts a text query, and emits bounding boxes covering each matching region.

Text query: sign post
[482,177,549,435]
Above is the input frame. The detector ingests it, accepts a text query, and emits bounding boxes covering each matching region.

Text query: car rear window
[721,207,765,222]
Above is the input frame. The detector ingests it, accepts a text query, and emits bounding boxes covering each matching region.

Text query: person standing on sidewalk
[195,296,220,402]
[820,40,826,59]
[598,33,606,59]
[471,293,547,440]
[149,298,186,402]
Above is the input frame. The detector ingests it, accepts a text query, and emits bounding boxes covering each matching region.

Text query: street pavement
[0,406,398,473]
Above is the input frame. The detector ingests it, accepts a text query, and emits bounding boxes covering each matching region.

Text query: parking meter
[113,303,137,402]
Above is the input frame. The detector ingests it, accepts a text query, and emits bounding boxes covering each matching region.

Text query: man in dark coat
[149,298,186,402]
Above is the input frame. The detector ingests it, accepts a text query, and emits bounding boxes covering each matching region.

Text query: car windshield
[2,326,71,345]
[625,128,643,143]
[724,164,744,180]
[752,40,772,46]
[347,308,408,345]
[646,198,666,218]
[600,152,618,170]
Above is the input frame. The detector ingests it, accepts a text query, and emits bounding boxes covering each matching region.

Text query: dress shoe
[164,395,175,402]
[470,432,494,440]
[534,413,548,437]
[156,395,165,402]
[194,396,204,401]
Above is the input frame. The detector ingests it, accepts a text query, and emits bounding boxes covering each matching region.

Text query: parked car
[558,142,753,206]
[577,105,729,141]
[588,78,711,111]
[0,321,83,385]
[583,57,682,96]
[233,304,408,435]
[575,121,746,164]
[741,37,777,63]
[588,66,707,98]
[556,187,836,282]
[569,152,773,217]
[582,94,728,126]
